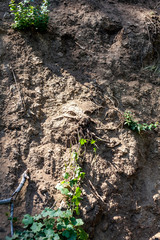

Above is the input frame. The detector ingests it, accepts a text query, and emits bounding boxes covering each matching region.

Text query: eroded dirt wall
[0,0,160,239]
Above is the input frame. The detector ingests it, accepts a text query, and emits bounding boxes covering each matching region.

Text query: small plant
[144,63,160,76]
[124,111,159,134]
[56,153,85,216]
[6,138,89,240]
[79,138,97,154]
[6,208,87,240]
[9,0,49,31]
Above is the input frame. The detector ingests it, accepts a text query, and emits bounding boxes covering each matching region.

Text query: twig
[10,65,25,111]
[75,41,86,50]
[88,180,105,204]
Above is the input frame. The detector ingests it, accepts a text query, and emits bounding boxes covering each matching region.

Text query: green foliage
[55,149,85,216]
[79,138,97,153]
[7,139,90,240]
[124,111,159,134]
[9,0,49,31]
[7,208,87,240]
[144,63,160,76]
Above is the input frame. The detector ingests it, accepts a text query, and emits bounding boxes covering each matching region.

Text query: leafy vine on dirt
[6,138,93,240]
[124,111,159,133]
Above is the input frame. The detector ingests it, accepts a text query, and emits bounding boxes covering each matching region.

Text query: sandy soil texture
[0,0,160,239]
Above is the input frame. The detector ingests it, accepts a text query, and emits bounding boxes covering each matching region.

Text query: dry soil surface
[0,0,160,239]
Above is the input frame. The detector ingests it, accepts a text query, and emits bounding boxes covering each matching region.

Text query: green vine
[124,111,159,134]
[6,138,92,240]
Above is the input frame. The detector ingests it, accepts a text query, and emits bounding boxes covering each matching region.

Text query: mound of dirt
[0,0,160,239]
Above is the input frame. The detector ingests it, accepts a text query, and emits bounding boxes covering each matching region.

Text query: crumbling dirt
[0,0,160,239]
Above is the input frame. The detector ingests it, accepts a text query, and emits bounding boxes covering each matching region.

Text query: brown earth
[0,0,160,239]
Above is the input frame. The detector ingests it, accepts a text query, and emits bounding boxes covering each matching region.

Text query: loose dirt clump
[0,0,160,239]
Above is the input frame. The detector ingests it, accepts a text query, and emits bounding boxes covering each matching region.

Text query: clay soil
[0,0,160,239]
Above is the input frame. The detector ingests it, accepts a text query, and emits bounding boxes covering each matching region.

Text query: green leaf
[56,183,70,195]
[6,237,12,240]
[44,228,55,238]
[90,139,96,145]
[64,172,70,179]
[33,214,43,221]
[78,228,89,240]
[68,231,77,240]
[75,206,80,215]
[62,230,70,238]
[57,222,65,230]
[70,217,77,226]
[75,187,81,197]
[93,147,97,153]
[22,214,33,226]
[63,209,72,218]
[31,222,43,233]
[70,179,77,187]
[54,234,60,240]
[10,232,20,239]
[148,124,153,130]
[72,151,78,161]
[54,209,64,217]
[75,218,84,226]
[79,138,87,146]
[41,208,56,218]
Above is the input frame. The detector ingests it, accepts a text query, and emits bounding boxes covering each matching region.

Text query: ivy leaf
[63,209,72,218]
[90,139,96,145]
[62,230,70,238]
[75,187,81,197]
[33,214,43,221]
[57,222,65,230]
[30,222,43,233]
[93,147,97,153]
[6,236,13,240]
[75,206,80,215]
[61,187,70,195]
[68,231,77,240]
[78,228,89,240]
[79,138,87,146]
[70,179,77,187]
[70,217,77,226]
[44,228,55,238]
[22,214,33,227]
[54,234,60,240]
[54,209,64,217]
[41,208,56,218]
[64,172,70,179]
[148,124,153,130]
[80,172,85,179]
[75,219,84,226]
[56,183,70,195]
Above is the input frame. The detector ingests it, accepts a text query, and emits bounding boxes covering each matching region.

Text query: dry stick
[10,65,25,111]
[75,41,86,50]
[88,180,105,204]
[0,169,29,236]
